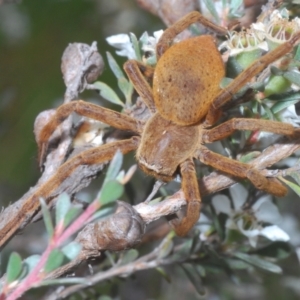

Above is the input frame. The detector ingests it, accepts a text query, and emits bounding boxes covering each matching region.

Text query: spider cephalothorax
[38,11,300,236]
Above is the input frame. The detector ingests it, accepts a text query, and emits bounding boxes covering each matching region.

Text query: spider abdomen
[153,35,225,126]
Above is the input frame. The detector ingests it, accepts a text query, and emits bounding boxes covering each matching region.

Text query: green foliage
[40,197,54,238]
[6,252,23,284]
[44,249,66,273]
[55,193,71,226]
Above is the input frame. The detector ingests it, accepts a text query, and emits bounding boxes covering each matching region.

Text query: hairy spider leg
[0,138,139,249]
[156,11,227,58]
[124,61,156,113]
[196,145,287,197]
[204,31,300,126]
[170,158,201,236]
[38,100,141,166]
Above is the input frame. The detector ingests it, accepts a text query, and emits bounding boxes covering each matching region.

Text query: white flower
[212,184,290,247]
[106,34,136,59]
[140,30,163,54]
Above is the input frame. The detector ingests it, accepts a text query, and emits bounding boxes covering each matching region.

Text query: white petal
[260,225,290,242]
[106,34,130,47]
[153,29,164,41]
[253,195,282,224]
[211,194,231,215]
[229,184,248,210]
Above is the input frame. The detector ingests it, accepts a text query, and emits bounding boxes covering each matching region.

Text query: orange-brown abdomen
[153,35,225,125]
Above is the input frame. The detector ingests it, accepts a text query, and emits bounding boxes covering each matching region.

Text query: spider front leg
[170,157,201,236]
[123,60,156,113]
[196,145,287,197]
[204,31,300,126]
[156,11,227,58]
[38,100,141,166]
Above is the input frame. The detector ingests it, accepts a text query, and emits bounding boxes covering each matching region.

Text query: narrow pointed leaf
[40,198,54,237]
[284,70,300,87]
[106,52,125,79]
[287,170,300,186]
[233,252,282,273]
[279,177,300,197]
[203,0,220,23]
[180,264,206,296]
[129,33,141,61]
[93,81,124,107]
[55,193,71,226]
[156,267,171,283]
[104,150,123,184]
[271,99,300,114]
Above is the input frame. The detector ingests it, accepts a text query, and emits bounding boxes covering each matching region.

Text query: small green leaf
[267,91,300,101]
[271,99,300,114]
[99,180,124,205]
[118,77,133,104]
[40,198,54,238]
[287,170,300,186]
[63,206,82,228]
[294,45,300,61]
[284,70,300,87]
[156,267,171,283]
[93,81,124,107]
[106,52,125,79]
[279,177,300,197]
[229,0,243,14]
[233,252,282,273]
[181,264,206,296]
[262,103,275,120]
[202,0,220,23]
[130,33,142,61]
[264,75,291,97]
[104,150,123,184]
[120,249,139,265]
[220,77,233,88]
[61,242,82,261]
[55,193,71,226]
[225,258,250,270]
[21,255,41,279]
[6,252,23,283]
[44,249,65,273]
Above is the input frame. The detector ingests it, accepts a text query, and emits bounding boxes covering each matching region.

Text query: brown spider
[38,12,300,236]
